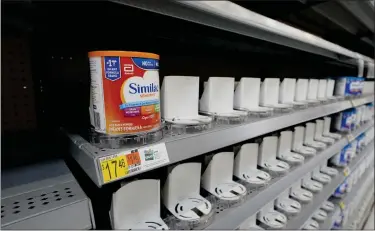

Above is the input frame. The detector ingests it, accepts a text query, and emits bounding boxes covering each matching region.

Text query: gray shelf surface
[339,163,374,211]
[342,174,374,230]
[277,172,344,230]
[347,140,375,173]
[359,197,375,229]
[111,0,373,64]
[1,160,95,230]
[363,205,375,230]
[204,122,373,230]
[68,95,374,187]
[286,141,374,230]
[348,195,375,230]
[320,215,333,230]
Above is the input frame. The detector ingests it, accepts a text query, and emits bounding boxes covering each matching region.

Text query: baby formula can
[88,51,161,135]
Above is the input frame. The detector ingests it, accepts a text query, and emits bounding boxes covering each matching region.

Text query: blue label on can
[132,58,159,70]
[341,109,352,130]
[104,56,121,81]
[357,133,365,150]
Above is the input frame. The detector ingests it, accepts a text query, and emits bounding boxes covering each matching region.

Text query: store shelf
[346,140,374,178]
[204,122,372,230]
[351,94,375,106]
[338,1,374,33]
[343,173,374,230]
[340,162,374,209]
[282,173,345,229]
[320,215,333,230]
[349,196,374,229]
[67,95,374,187]
[323,188,374,230]
[362,204,375,230]
[286,142,374,230]
[1,160,95,230]
[112,0,374,64]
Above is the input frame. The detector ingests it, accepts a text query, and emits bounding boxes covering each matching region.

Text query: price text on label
[100,151,141,183]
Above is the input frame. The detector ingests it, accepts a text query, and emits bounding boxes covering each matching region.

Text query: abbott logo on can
[88,51,161,135]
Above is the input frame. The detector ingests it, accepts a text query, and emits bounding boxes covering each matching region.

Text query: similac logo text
[129,83,159,98]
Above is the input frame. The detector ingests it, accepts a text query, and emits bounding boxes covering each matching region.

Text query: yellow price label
[351,100,358,107]
[99,150,141,183]
[351,99,364,107]
[347,134,355,142]
[343,167,350,176]
[339,201,345,209]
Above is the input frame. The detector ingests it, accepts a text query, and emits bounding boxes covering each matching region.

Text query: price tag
[339,201,345,209]
[351,99,358,107]
[99,143,169,184]
[351,98,366,107]
[347,133,355,142]
[99,151,141,183]
[343,167,350,176]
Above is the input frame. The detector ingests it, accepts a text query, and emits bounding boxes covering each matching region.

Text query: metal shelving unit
[204,122,373,230]
[68,95,374,187]
[363,205,375,229]
[111,0,374,65]
[320,215,334,230]
[338,1,374,34]
[334,142,375,230]
[285,175,344,229]
[339,164,374,209]
[1,160,95,230]
[342,170,374,230]
[344,141,374,180]
[1,1,374,230]
[320,171,373,230]
[286,141,374,229]
[349,195,375,230]
[359,199,375,229]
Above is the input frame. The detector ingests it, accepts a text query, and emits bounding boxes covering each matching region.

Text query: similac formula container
[357,77,365,95]
[334,77,363,97]
[330,144,351,167]
[88,51,161,135]
[332,179,348,198]
[335,109,354,132]
[331,207,343,229]
[356,133,365,153]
